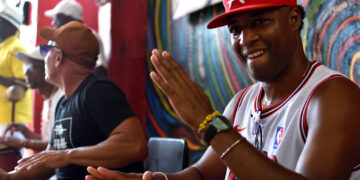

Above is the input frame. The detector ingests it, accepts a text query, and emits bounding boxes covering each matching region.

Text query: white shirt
[41,88,64,141]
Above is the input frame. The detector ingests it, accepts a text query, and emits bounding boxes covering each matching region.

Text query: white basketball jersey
[225,61,360,180]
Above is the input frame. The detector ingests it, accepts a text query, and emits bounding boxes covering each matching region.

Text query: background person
[44,0,108,76]
[0,46,64,152]
[0,7,31,170]
[0,5,31,136]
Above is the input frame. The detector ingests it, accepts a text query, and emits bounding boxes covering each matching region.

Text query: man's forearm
[209,129,305,179]
[0,76,26,88]
[0,76,15,87]
[24,139,48,152]
[65,118,147,169]
[65,134,147,169]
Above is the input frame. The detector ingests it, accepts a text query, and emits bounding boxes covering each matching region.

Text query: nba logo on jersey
[273,126,284,149]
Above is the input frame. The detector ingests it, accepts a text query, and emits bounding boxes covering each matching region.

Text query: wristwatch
[201,115,232,145]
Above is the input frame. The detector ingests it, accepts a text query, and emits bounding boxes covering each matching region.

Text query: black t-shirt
[50,74,143,180]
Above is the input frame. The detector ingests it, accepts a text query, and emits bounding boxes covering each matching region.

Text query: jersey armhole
[299,74,346,142]
[231,86,251,125]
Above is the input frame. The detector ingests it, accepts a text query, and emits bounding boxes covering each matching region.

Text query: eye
[252,18,268,27]
[228,26,242,36]
[22,64,28,73]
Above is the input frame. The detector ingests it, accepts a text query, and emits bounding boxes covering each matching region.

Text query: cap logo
[227,0,245,9]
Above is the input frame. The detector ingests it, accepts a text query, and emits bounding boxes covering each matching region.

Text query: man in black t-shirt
[0,21,148,180]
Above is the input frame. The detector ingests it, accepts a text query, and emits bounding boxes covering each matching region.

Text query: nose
[239,28,260,47]
[23,65,31,76]
[44,55,49,64]
[51,18,56,26]
[51,19,59,29]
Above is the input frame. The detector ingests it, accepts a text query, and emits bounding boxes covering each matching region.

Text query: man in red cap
[0,21,148,179]
[86,0,360,179]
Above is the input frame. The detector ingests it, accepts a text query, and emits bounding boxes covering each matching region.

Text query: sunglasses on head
[39,44,58,56]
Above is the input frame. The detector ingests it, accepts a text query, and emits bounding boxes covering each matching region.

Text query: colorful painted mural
[302,0,360,83]
[145,0,360,164]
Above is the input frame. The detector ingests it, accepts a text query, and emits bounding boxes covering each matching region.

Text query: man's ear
[288,7,301,31]
[54,50,64,67]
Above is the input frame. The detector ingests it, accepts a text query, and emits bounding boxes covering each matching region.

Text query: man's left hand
[15,150,69,171]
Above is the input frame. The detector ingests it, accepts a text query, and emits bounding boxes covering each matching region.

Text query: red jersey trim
[254,61,321,118]
[227,86,251,180]
[231,86,251,125]
[354,162,360,171]
[228,172,236,180]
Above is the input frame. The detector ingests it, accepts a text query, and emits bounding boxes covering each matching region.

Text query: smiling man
[86,0,360,180]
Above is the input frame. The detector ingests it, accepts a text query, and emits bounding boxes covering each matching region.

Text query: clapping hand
[149,49,214,130]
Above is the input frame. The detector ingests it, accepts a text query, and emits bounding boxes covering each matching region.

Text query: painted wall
[302,0,360,82]
[144,0,360,164]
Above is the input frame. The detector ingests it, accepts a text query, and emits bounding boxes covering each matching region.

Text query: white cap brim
[44,9,56,18]
[43,0,83,21]
[16,47,44,63]
[0,13,21,28]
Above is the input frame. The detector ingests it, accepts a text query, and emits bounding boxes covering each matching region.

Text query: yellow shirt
[0,35,31,124]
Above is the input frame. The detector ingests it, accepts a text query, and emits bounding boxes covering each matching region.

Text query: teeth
[247,50,264,58]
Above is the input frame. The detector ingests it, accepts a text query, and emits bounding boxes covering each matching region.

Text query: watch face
[202,115,232,145]
[212,116,231,132]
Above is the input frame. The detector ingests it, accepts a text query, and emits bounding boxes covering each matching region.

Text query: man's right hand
[3,123,27,137]
[2,123,41,140]
[0,136,25,148]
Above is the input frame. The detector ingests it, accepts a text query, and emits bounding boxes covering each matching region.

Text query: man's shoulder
[307,76,360,121]
[82,74,122,96]
[311,75,359,99]
[84,74,116,89]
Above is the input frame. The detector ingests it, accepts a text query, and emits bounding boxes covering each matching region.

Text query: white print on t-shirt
[54,137,67,149]
[53,117,74,149]
[54,124,67,135]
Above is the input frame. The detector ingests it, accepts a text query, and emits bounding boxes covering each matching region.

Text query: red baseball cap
[207,0,297,29]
